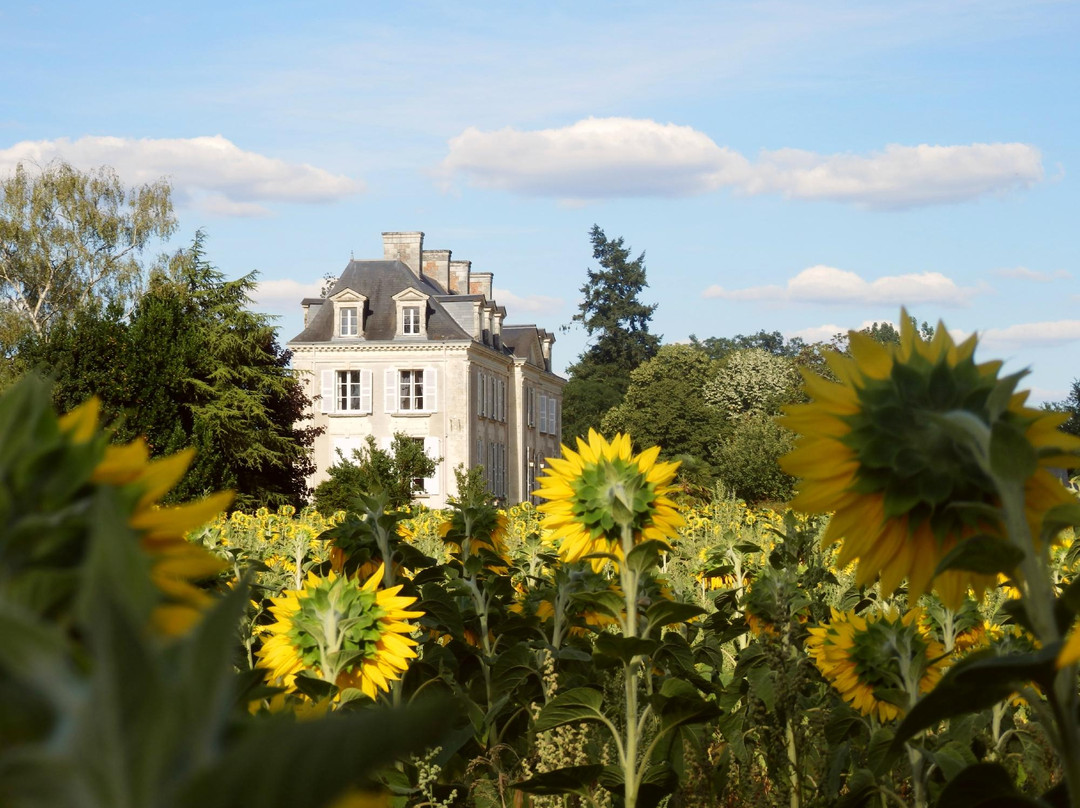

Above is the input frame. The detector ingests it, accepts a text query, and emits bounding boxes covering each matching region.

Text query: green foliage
[19,232,319,510]
[0,376,453,808]
[713,413,797,503]
[313,433,437,515]
[0,160,176,351]
[705,347,801,419]
[601,343,723,468]
[563,226,660,442]
[450,462,490,506]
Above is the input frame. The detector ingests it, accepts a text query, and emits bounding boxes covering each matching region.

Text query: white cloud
[438,117,750,198]
[252,278,324,313]
[0,135,361,217]
[992,266,1072,282]
[439,117,1043,209]
[787,323,847,343]
[981,320,1080,350]
[703,265,983,307]
[493,287,564,316]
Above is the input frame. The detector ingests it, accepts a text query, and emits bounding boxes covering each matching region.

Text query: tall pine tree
[561,225,660,443]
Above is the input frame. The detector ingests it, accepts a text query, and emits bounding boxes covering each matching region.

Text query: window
[526,386,535,427]
[337,370,363,411]
[477,371,487,418]
[320,369,371,414]
[399,369,424,411]
[548,398,557,437]
[539,394,548,433]
[410,437,427,492]
[385,367,436,413]
[339,306,359,337]
[402,305,421,335]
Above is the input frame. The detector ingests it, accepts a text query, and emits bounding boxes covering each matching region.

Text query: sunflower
[534,429,683,568]
[438,508,511,571]
[806,606,947,723]
[59,397,233,636]
[257,564,422,700]
[780,313,1080,609]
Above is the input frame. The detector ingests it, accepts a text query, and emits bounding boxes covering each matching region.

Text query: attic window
[402,306,421,335]
[339,306,359,337]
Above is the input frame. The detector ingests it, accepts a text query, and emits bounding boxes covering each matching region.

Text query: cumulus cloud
[252,278,324,313]
[439,117,1043,209]
[703,265,983,307]
[981,320,1080,350]
[0,135,361,217]
[493,287,564,316]
[992,266,1072,282]
[439,117,750,198]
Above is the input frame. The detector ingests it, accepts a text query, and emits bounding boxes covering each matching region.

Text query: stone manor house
[288,231,566,508]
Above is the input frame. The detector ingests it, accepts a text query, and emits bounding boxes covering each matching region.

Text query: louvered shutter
[384,368,397,413]
[539,394,548,434]
[423,437,441,496]
[321,370,335,414]
[424,367,437,412]
[548,398,557,437]
[360,369,373,414]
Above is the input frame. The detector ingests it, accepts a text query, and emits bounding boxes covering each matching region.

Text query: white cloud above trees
[439,117,1043,209]
[0,135,361,217]
[703,265,984,307]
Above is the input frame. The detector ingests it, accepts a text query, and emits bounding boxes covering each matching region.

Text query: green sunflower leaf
[593,634,658,664]
[934,762,1021,808]
[532,686,607,733]
[933,537,1025,577]
[644,601,706,633]
[989,421,1038,481]
[513,765,605,796]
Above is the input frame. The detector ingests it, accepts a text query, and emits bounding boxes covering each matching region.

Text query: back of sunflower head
[0,373,231,635]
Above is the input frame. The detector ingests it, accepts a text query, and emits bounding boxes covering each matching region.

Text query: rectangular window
[399,369,424,411]
[526,386,535,427]
[339,306,358,337]
[411,437,426,493]
[336,370,362,411]
[402,305,421,335]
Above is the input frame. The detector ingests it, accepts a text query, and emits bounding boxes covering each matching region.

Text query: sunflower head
[806,606,947,723]
[257,564,422,701]
[781,312,1080,608]
[438,502,510,573]
[534,429,683,567]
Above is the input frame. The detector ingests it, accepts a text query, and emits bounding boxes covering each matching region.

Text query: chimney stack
[469,271,493,301]
[382,231,424,277]
[449,259,471,294]
[421,249,451,291]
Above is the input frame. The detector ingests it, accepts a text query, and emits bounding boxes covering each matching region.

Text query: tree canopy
[561,226,660,443]
[20,232,319,509]
[0,161,175,350]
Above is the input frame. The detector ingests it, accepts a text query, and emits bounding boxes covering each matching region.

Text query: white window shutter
[501,380,507,421]
[321,370,335,414]
[424,367,437,412]
[423,437,441,495]
[539,394,548,434]
[384,368,397,413]
[476,371,483,417]
[360,369,373,414]
[549,398,557,437]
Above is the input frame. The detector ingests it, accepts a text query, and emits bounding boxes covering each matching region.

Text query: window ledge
[327,412,371,418]
[389,412,433,418]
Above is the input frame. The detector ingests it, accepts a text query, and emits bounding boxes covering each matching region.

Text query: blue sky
[2,1,1078,401]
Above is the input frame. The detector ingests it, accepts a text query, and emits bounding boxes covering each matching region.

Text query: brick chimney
[382,231,424,277]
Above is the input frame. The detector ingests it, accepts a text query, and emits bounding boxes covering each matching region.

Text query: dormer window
[339,306,359,337]
[393,288,430,338]
[402,306,421,335]
[329,290,367,340]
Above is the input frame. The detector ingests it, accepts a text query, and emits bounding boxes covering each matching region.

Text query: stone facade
[288,231,565,508]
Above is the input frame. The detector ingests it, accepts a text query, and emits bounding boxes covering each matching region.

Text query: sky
[2,0,1078,402]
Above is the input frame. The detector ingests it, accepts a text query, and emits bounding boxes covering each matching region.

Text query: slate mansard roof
[289,259,473,343]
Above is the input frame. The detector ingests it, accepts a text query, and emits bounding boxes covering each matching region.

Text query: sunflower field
[3,317,1080,808]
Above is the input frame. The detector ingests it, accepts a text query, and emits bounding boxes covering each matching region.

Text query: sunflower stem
[618,522,642,808]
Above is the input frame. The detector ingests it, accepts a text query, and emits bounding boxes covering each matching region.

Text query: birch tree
[0,160,175,344]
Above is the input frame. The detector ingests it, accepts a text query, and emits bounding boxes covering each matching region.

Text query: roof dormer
[330,289,368,339]
[392,287,431,338]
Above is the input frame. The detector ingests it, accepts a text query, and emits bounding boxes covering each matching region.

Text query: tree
[312,434,438,515]
[600,344,723,468]
[0,161,175,346]
[703,348,801,419]
[562,226,660,442]
[20,232,319,509]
